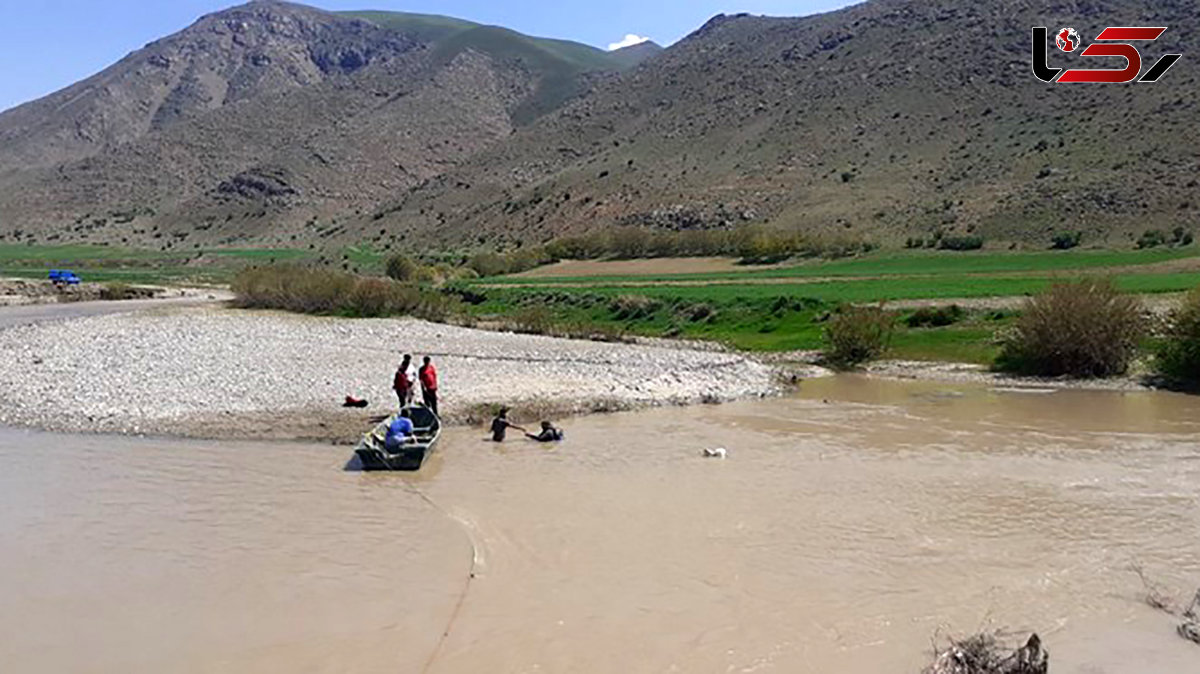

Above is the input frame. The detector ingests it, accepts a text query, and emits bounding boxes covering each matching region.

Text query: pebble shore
[0,306,782,441]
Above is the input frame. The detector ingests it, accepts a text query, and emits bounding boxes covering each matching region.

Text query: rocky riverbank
[0,277,221,306]
[0,305,784,442]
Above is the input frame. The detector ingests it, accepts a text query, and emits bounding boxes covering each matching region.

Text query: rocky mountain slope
[0,1,653,249]
[366,0,1200,250]
[1,0,1197,251]
[0,2,419,172]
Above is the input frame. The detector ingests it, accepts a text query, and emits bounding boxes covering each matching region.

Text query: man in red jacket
[419,356,439,417]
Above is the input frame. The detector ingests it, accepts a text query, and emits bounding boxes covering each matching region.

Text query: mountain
[0,1,645,248]
[2,0,1198,252]
[607,40,665,69]
[364,0,1200,250]
[0,2,420,172]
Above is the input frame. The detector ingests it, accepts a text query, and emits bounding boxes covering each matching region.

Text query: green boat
[354,405,442,471]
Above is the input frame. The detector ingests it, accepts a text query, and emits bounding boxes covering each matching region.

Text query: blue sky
[0,0,853,112]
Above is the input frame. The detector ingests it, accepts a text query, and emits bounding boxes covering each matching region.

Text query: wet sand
[3,378,1199,673]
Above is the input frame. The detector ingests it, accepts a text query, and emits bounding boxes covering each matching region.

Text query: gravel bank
[0,277,227,307]
[0,306,781,442]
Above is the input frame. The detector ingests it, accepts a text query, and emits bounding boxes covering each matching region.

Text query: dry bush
[98,282,152,300]
[1131,563,1179,614]
[926,633,1047,674]
[466,252,511,277]
[231,265,460,320]
[906,305,966,328]
[508,305,554,334]
[346,278,399,317]
[540,226,872,264]
[822,305,894,367]
[1156,287,1200,387]
[995,279,1143,377]
[609,294,663,320]
[384,254,419,282]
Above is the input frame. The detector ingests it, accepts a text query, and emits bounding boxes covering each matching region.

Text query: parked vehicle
[48,270,82,286]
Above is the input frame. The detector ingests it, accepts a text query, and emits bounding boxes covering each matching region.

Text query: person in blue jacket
[385,409,415,454]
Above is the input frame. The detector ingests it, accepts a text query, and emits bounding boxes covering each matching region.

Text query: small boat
[354,405,442,471]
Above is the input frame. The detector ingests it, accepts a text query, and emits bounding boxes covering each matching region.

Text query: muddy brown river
[2,376,1199,673]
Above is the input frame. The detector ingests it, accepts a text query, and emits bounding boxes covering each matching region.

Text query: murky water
[3,377,1200,673]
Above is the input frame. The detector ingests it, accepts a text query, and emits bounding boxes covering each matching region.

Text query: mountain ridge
[1,0,1197,252]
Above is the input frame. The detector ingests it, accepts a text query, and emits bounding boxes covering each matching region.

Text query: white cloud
[608,34,651,51]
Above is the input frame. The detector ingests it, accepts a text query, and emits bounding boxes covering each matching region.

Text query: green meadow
[5,243,1198,364]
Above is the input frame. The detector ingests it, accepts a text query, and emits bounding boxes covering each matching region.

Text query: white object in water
[702,447,727,459]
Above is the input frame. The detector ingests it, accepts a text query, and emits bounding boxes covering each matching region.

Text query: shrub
[507,246,554,273]
[467,252,511,277]
[938,235,984,251]
[346,278,402,317]
[509,305,554,334]
[822,305,894,367]
[611,228,653,259]
[384,254,419,282]
[994,279,1143,377]
[99,282,136,300]
[608,295,663,320]
[1138,229,1168,249]
[905,305,965,328]
[231,265,460,320]
[1156,288,1200,386]
[679,302,716,323]
[537,226,870,264]
[1051,231,1082,250]
[737,230,796,264]
[1172,226,1194,247]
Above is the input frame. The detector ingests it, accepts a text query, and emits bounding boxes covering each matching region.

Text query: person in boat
[385,409,415,454]
[526,421,564,443]
[490,407,526,442]
[419,356,439,417]
[393,354,417,407]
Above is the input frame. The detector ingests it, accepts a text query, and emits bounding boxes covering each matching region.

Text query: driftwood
[1179,590,1200,646]
[926,633,1048,674]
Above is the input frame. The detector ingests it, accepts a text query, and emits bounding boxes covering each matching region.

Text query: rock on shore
[0,306,781,441]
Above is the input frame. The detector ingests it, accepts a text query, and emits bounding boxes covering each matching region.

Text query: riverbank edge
[0,354,1166,447]
[0,300,1181,445]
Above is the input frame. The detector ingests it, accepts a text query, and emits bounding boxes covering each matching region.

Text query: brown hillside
[0,1,418,172]
[1,0,1198,251]
[365,0,1200,250]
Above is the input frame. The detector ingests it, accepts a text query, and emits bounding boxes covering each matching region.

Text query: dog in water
[701,447,727,459]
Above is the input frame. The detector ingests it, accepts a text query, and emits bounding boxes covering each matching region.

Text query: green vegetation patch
[486,248,1200,286]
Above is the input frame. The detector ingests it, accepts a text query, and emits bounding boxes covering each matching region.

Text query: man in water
[419,356,439,417]
[393,354,416,407]
[526,421,564,442]
[490,407,526,442]
[384,409,415,454]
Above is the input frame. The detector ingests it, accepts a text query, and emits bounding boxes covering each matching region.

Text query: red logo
[1056,27,1080,52]
[1032,26,1182,83]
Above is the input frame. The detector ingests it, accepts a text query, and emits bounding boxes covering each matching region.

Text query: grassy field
[486,248,1200,285]
[0,244,316,284]
[461,247,1200,360]
[480,271,1200,304]
[7,243,1198,366]
[463,286,1015,360]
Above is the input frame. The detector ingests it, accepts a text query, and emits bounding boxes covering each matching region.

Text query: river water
[2,376,1199,673]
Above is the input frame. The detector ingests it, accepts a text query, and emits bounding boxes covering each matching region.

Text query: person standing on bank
[419,356,439,417]
[394,354,416,407]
